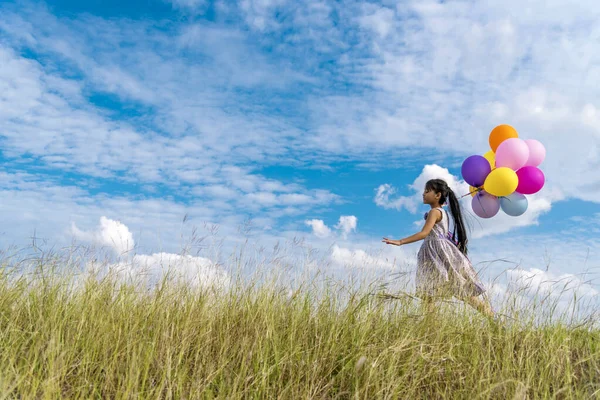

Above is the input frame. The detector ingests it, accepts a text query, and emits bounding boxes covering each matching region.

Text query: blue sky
[1,0,599,310]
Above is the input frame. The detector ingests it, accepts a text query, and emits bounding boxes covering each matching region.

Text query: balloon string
[461,188,510,199]
[461,187,482,198]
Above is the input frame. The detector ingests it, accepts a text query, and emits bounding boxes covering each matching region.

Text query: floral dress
[416,207,486,299]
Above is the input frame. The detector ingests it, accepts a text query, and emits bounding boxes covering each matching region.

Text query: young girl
[382,179,494,318]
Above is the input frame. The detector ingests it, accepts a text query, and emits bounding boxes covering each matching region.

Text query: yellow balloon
[469,186,482,197]
[483,150,496,169]
[483,167,518,197]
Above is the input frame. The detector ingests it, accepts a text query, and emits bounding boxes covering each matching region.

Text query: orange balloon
[489,124,518,152]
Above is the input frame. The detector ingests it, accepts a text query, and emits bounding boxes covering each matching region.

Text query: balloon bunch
[461,125,546,219]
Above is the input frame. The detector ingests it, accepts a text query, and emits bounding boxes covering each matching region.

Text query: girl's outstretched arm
[382,209,441,246]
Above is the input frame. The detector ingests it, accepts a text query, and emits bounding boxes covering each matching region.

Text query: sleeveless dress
[416,207,486,299]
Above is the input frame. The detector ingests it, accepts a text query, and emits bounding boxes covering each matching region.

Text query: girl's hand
[382,237,402,246]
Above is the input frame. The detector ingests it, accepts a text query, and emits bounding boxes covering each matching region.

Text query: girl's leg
[420,295,436,315]
[461,294,494,318]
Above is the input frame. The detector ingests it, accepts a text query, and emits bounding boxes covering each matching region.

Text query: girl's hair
[425,179,469,255]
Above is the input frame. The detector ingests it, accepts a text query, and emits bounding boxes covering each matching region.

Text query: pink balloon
[516,166,545,194]
[471,191,500,219]
[496,138,530,171]
[524,139,546,167]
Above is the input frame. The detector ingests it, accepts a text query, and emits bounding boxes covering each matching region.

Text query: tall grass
[0,243,599,399]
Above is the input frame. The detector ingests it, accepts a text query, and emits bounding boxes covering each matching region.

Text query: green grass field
[0,248,599,399]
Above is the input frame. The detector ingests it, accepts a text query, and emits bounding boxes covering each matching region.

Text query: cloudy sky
[1,0,599,311]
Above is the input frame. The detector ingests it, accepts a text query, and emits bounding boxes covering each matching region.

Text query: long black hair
[425,179,469,255]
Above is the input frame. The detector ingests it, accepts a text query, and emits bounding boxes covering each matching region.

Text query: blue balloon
[500,192,528,217]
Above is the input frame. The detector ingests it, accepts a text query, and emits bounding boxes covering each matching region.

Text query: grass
[0,244,599,399]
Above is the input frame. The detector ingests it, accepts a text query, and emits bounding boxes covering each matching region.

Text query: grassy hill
[0,259,598,399]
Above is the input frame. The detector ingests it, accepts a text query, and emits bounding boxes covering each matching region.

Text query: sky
[1,0,599,315]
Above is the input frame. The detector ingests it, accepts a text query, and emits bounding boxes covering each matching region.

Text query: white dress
[416,207,486,299]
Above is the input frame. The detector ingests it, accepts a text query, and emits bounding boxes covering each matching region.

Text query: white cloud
[239,0,289,31]
[1,1,598,204]
[483,265,600,324]
[0,9,315,188]
[0,40,339,223]
[330,245,395,270]
[101,252,230,289]
[2,1,594,216]
[305,215,358,239]
[278,193,312,206]
[243,189,335,210]
[305,219,331,238]
[0,170,223,254]
[506,268,599,299]
[245,191,279,207]
[374,184,419,213]
[196,185,239,200]
[335,215,357,239]
[70,216,230,289]
[71,216,135,256]
[296,0,600,203]
[358,4,395,39]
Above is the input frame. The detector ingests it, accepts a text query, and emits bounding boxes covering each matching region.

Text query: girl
[382,179,494,318]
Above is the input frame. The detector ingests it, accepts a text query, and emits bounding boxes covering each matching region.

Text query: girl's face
[422,187,440,205]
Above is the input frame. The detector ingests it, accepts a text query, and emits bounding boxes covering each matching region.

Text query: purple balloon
[472,191,500,219]
[516,166,545,194]
[462,155,492,187]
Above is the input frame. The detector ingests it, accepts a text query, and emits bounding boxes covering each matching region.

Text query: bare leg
[420,295,436,315]
[461,295,494,318]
